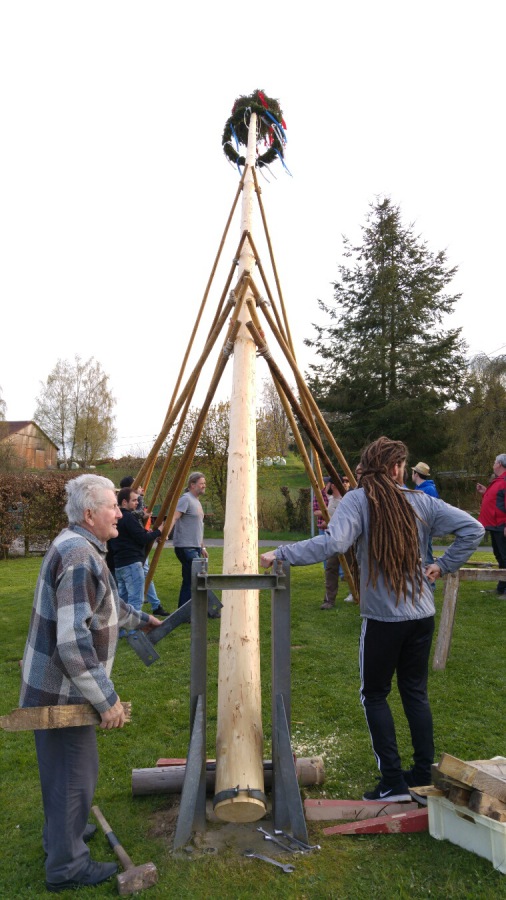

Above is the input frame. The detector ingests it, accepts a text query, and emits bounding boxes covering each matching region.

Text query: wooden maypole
[214,108,265,823]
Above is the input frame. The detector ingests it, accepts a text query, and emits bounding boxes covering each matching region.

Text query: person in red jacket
[477,453,506,595]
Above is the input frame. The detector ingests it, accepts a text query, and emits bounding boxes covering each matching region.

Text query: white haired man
[19,475,161,892]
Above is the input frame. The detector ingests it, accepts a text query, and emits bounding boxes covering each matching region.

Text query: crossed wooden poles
[132,165,358,601]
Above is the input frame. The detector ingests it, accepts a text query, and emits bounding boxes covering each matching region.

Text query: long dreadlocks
[360,436,423,605]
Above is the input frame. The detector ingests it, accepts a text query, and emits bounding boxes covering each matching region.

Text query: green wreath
[222,89,287,170]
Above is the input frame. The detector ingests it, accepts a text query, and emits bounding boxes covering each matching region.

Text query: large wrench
[256,826,297,852]
[243,850,294,873]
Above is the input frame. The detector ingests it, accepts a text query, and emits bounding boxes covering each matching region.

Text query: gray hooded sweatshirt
[275,487,484,622]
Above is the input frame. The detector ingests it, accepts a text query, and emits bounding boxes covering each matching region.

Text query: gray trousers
[324,553,341,604]
[35,725,98,883]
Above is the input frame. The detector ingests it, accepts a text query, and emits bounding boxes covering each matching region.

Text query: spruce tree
[306,198,469,459]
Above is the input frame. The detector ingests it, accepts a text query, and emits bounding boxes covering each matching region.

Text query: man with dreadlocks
[261,437,484,802]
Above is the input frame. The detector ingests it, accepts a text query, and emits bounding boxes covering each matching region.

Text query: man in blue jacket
[412,461,439,569]
[261,437,484,803]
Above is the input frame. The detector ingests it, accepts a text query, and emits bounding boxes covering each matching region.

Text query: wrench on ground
[256,826,297,852]
[243,850,294,873]
[274,829,321,851]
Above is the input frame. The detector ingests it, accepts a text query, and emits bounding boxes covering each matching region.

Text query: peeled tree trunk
[214,113,266,823]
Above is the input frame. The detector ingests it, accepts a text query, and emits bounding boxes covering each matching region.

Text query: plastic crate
[428,794,506,874]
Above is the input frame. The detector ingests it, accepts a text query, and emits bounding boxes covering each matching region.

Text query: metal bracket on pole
[173,558,306,846]
[271,560,308,843]
[173,560,209,849]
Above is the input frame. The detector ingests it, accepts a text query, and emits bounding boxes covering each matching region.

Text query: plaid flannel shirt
[20,525,148,713]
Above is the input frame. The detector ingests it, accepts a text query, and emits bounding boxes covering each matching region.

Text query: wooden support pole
[432,571,459,670]
[252,289,356,486]
[134,297,235,491]
[145,321,240,590]
[251,168,294,353]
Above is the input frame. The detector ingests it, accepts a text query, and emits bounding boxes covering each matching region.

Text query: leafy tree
[437,353,506,476]
[34,356,116,466]
[306,198,469,460]
[256,378,291,457]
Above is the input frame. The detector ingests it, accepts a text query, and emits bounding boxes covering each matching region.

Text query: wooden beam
[304,798,418,821]
[0,702,131,731]
[323,808,428,835]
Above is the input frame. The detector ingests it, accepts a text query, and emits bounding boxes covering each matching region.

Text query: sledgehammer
[91,805,158,896]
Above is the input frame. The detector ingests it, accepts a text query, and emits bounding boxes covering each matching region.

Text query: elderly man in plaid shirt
[19,475,161,893]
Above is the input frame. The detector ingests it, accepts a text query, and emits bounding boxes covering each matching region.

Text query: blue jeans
[115,562,144,614]
[143,559,161,611]
[174,547,201,607]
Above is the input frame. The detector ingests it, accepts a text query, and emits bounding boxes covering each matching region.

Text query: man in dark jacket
[109,488,168,626]
[477,453,506,595]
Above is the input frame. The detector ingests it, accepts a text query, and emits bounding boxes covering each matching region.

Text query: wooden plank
[0,702,131,731]
[433,571,459,670]
[304,799,418,821]
[468,790,506,822]
[457,568,506,582]
[438,753,506,803]
[405,785,444,798]
[323,808,428,835]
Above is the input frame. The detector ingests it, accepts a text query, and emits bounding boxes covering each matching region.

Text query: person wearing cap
[411,462,439,499]
[412,462,439,572]
[476,454,506,596]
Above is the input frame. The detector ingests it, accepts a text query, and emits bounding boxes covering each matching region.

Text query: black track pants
[359,616,435,785]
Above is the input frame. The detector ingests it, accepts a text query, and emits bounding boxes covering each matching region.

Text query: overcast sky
[1,1,503,458]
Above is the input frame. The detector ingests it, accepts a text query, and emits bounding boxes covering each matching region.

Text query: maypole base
[214,797,266,823]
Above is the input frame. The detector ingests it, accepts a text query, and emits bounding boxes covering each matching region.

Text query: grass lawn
[0,549,505,898]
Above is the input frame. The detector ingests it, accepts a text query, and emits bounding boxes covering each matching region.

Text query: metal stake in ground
[91,805,157,896]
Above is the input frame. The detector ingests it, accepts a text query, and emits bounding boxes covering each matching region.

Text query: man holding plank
[19,474,161,892]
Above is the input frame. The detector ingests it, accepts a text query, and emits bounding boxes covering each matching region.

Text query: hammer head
[117,862,158,895]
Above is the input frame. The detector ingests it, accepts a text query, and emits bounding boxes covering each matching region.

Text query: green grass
[1,550,505,898]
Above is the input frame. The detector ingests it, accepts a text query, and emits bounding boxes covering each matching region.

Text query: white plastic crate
[428,794,506,874]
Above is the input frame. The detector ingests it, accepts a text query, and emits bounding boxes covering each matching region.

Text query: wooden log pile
[427,753,506,823]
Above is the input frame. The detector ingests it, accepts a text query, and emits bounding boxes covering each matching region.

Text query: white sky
[1,1,504,457]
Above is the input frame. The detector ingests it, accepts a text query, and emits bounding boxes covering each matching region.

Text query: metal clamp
[212,785,267,809]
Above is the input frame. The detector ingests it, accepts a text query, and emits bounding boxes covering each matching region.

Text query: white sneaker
[343,593,354,603]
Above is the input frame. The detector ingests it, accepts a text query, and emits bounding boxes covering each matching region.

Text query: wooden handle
[91,805,133,870]
[0,702,131,732]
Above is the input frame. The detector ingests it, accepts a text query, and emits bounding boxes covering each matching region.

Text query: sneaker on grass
[362,779,411,802]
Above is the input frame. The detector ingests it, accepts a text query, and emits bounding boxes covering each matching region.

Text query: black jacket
[108,508,162,568]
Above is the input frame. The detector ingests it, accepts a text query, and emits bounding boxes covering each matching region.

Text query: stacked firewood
[427,753,506,822]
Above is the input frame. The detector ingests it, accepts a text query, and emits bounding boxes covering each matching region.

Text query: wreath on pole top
[222,89,289,173]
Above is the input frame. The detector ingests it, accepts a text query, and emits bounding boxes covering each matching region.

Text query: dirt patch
[148,799,297,860]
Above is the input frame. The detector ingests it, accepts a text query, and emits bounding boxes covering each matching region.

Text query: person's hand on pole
[260,550,277,569]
